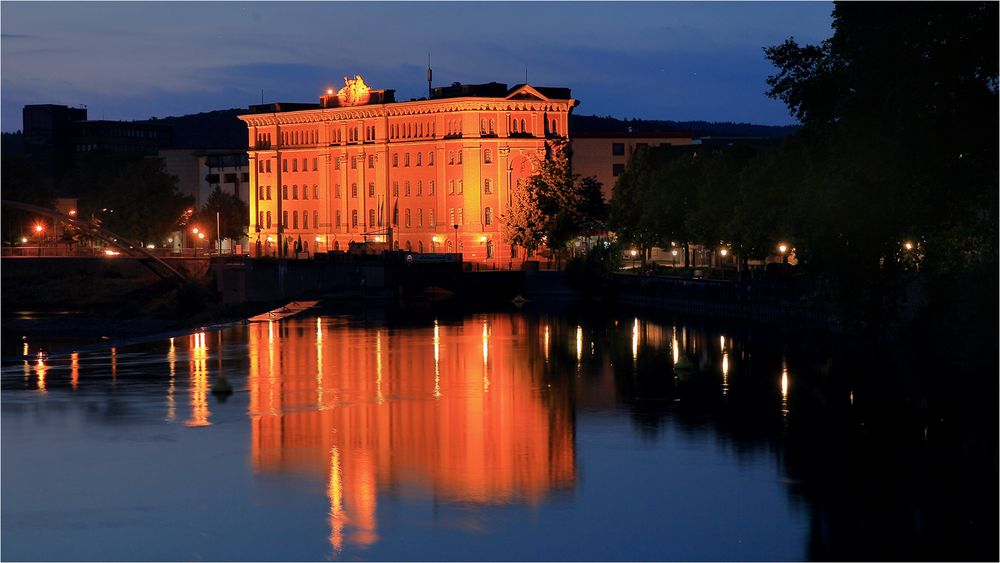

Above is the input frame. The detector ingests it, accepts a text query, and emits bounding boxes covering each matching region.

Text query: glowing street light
[903,241,914,251]
[719,247,729,257]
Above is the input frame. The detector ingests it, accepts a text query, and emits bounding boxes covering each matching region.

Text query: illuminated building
[239,76,578,262]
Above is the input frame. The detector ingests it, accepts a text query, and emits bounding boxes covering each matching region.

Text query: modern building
[22,104,171,181]
[571,131,694,201]
[239,76,578,262]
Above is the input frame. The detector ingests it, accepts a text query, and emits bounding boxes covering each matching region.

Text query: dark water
[2,304,996,561]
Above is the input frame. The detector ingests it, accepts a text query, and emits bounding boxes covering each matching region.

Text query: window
[313,185,318,199]
[267,186,272,200]
[429,181,435,195]
[293,185,298,199]
[484,179,492,194]
[418,241,424,253]
[335,184,341,199]
[302,158,307,170]
[334,241,340,251]
[417,181,422,196]
[351,210,358,227]
[303,211,308,229]
[313,158,318,171]
[258,211,264,227]
[458,180,463,194]
[481,119,487,134]
[489,119,495,134]
[457,151,462,164]
[449,151,454,165]
[428,152,434,165]
[406,241,412,252]
[313,211,319,229]
[266,211,272,228]
[484,149,492,164]
[404,153,410,167]
[282,185,288,200]
[259,161,265,173]
[292,160,298,172]
[458,208,464,224]
[393,153,398,167]
[282,211,288,228]
[485,207,493,225]
[293,211,298,229]
[416,153,422,166]
[511,120,518,133]
[449,180,455,194]
[392,206,399,225]
[417,208,423,227]
[351,183,358,198]
[405,181,411,196]
[368,182,375,197]
[266,160,271,173]
[393,181,399,197]
[334,158,340,170]
[258,186,264,200]
[336,210,341,227]
[369,209,376,227]
[612,143,625,156]
[449,208,455,225]
[282,159,288,172]
[520,118,526,133]
[429,208,435,226]
[486,240,494,259]
[405,208,411,227]
[368,155,375,168]
[351,156,357,169]
[612,163,626,176]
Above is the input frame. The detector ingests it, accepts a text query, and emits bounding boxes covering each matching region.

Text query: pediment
[505,85,549,101]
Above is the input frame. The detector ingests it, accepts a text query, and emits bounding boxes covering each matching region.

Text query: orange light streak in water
[111,347,117,381]
[576,326,583,363]
[71,352,79,391]
[482,321,490,393]
[185,332,211,427]
[316,318,324,408]
[543,325,550,362]
[780,360,790,418]
[632,318,639,361]
[167,338,177,421]
[672,327,680,365]
[23,343,30,379]
[722,350,730,396]
[327,446,345,552]
[433,320,441,399]
[35,353,47,392]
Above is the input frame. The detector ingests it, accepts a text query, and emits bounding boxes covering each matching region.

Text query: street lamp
[902,241,914,251]
[778,242,788,265]
[671,248,678,267]
[34,224,44,256]
[629,248,638,269]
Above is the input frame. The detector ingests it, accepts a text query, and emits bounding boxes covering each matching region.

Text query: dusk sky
[1,2,834,132]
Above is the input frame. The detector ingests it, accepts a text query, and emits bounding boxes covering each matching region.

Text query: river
[2,303,995,561]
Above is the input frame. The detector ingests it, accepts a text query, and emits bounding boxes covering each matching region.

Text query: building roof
[571,131,693,139]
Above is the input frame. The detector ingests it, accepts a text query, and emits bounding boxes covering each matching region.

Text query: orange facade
[240,80,578,263]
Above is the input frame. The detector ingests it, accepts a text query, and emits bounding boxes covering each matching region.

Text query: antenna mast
[427,54,433,99]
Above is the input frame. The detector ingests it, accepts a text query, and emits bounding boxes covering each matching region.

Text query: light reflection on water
[1,308,995,561]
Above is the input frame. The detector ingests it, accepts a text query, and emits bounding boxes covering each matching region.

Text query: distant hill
[141,108,247,149]
[570,114,799,138]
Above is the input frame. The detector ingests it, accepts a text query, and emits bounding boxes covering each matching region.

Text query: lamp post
[719,246,729,278]
[629,248,638,269]
[778,242,788,265]
[453,224,459,262]
[34,224,44,257]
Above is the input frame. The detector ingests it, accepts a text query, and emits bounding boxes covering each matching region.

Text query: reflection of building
[571,131,694,200]
[246,315,576,551]
[22,104,171,181]
[239,77,578,261]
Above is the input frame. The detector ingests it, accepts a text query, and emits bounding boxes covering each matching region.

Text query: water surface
[2,305,995,561]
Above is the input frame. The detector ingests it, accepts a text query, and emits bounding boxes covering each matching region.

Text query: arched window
[489,119,495,134]
[428,152,434,165]
[484,179,492,194]
[369,209,376,227]
[313,211,319,229]
[405,208,411,227]
[486,240,494,259]
[282,185,288,200]
[266,211,272,228]
[417,181,422,196]
[485,207,493,225]
[393,181,399,197]
[292,185,298,200]
[368,182,375,197]
[457,151,463,164]
[406,240,412,252]
[551,120,557,135]
[292,211,298,229]
[266,186,272,200]
[351,210,358,227]
[393,153,398,167]
[520,119,526,133]
[511,119,518,133]
[394,241,400,250]
[351,183,358,198]
[259,211,264,227]
[418,240,424,253]
[334,241,340,251]
[484,149,492,164]
[303,212,308,229]
[416,153,422,166]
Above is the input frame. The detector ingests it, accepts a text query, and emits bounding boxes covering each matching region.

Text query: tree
[192,186,248,246]
[61,153,193,245]
[500,139,608,255]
